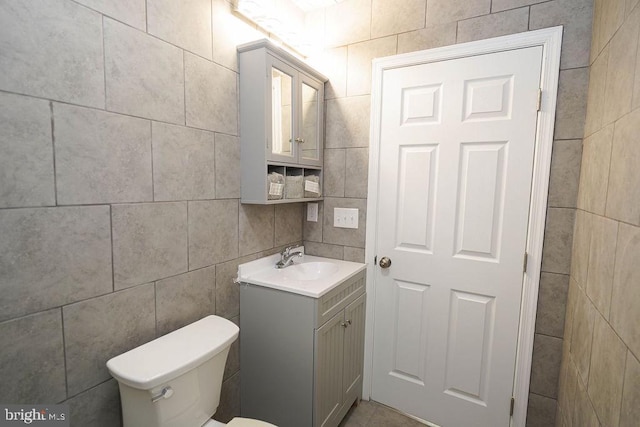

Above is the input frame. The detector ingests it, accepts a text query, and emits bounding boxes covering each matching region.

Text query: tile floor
[339,400,427,427]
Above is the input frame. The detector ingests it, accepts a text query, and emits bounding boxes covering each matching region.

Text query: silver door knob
[379,257,392,269]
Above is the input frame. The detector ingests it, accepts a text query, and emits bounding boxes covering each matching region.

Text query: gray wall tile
[0,206,112,322]
[0,92,54,208]
[303,241,345,259]
[216,256,256,320]
[426,0,491,26]
[587,312,626,427]
[547,140,582,209]
[212,0,263,71]
[620,351,640,427]
[530,334,563,398]
[188,199,239,270]
[213,372,240,423]
[308,47,347,99]
[239,204,274,256]
[530,0,594,70]
[324,149,346,197]
[602,7,639,125]
[0,310,66,403]
[456,7,529,44]
[577,124,613,215]
[104,18,185,124]
[324,0,371,47]
[571,289,596,385]
[152,122,216,201]
[0,0,105,107]
[322,198,367,248]
[156,266,216,336]
[344,246,366,263]
[54,103,152,205]
[371,0,426,39]
[63,283,156,396]
[347,37,397,96]
[541,208,576,275]
[275,203,303,246]
[224,316,240,381]
[147,0,213,60]
[112,202,188,289]
[606,107,640,226]
[491,0,547,13]
[397,23,457,54]
[535,273,569,338]
[610,223,640,358]
[185,52,238,135]
[215,134,241,199]
[325,96,371,148]
[584,46,609,137]
[526,393,557,427]
[573,376,600,427]
[570,210,592,287]
[585,215,618,318]
[554,68,589,140]
[66,379,121,427]
[345,148,369,198]
[74,0,146,30]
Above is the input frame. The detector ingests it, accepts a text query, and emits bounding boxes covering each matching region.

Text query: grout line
[59,308,69,400]
[49,102,58,207]
[186,201,190,271]
[101,16,107,110]
[150,121,155,201]
[109,204,115,292]
[183,50,187,126]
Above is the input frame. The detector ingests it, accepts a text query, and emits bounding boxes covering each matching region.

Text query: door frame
[363,27,563,427]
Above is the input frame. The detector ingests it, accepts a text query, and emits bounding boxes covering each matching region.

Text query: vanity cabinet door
[266,55,297,164]
[298,73,323,167]
[342,293,366,403]
[314,312,345,427]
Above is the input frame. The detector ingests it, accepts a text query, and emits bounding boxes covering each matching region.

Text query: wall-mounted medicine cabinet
[238,39,328,204]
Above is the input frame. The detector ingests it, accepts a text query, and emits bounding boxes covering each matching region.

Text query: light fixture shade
[235,0,314,56]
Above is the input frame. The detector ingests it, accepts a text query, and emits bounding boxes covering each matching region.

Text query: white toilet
[106,315,276,427]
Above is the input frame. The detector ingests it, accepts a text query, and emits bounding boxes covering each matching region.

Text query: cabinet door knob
[295,137,305,143]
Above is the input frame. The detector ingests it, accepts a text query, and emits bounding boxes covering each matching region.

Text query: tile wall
[302,0,593,425]
[0,1,304,425]
[556,0,640,426]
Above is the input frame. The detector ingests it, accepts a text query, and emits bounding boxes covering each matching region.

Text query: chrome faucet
[276,246,303,269]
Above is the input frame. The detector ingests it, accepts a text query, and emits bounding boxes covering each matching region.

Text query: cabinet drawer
[316,271,365,327]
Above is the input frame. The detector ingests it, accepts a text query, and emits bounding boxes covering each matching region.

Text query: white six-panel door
[371,46,543,427]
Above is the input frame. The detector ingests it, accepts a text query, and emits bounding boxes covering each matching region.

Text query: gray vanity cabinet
[240,271,366,427]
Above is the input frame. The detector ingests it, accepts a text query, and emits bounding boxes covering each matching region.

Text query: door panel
[371,46,543,427]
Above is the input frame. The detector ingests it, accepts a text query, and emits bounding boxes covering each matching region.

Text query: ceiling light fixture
[234,0,314,56]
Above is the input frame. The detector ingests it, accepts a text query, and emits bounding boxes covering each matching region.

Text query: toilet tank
[107,316,239,427]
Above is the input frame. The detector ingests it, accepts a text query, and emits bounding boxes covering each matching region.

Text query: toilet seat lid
[227,417,278,427]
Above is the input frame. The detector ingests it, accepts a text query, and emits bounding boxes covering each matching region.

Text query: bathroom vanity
[238,252,366,427]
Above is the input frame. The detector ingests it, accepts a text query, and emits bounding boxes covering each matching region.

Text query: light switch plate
[333,208,358,229]
[307,203,318,222]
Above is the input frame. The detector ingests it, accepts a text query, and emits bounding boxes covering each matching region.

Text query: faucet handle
[281,245,296,256]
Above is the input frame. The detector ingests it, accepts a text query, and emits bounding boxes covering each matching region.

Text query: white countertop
[237,249,366,298]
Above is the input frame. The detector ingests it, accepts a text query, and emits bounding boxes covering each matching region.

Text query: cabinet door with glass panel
[267,55,323,167]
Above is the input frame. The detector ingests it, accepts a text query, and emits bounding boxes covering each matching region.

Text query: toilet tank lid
[106,315,239,390]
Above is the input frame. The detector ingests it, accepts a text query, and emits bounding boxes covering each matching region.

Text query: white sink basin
[237,250,366,298]
[276,261,340,281]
